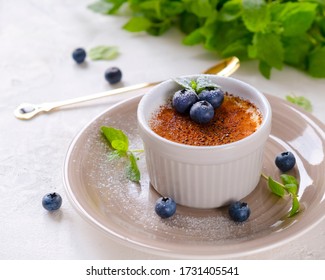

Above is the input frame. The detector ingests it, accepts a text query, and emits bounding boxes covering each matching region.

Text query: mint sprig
[89,46,119,60]
[261,173,300,217]
[174,76,220,94]
[101,126,141,182]
[88,0,325,78]
[286,94,313,112]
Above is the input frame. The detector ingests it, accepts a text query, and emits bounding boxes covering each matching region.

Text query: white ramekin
[137,75,272,209]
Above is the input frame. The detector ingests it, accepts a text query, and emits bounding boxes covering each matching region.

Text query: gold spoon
[14,56,240,120]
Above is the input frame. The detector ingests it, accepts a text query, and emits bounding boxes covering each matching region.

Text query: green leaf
[101,126,129,152]
[286,95,313,112]
[282,35,311,69]
[101,126,141,182]
[307,46,325,78]
[270,2,317,37]
[179,12,200,34]
[288,196,300,217]
[111,139,128,151]
[268,176,286,197]
[242,0,270,32]
[284,183,298,196]
[184,0,213,18]
[182,29,205,45]
[88,0,126,15]
[196,76,220,93]
[280,174,299,186]
[218,0,242,22]
[88,0,325,79]
[174,78,193,90]
[259,60,271,79]
[174,76,219,93]
[126,152,140,182]
[89,46,119,60]
[250,32,284,70]
[123,17,151,32]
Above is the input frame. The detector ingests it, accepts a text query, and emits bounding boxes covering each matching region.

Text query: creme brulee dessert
[149,93,262,146]
[138,75,272,208]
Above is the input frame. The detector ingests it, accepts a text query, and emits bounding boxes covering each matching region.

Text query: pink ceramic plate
[63,90,325,259]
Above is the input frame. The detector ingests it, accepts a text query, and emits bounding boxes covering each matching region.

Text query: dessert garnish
[173,76,224,124]
[101,126,141,182]
[262,173,300,217]
[286,94,312,112]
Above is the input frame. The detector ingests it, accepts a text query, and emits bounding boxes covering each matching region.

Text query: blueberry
[155,197,176,218]
[104,67,122,84]
[275,151,296,172]
[172,88,198,114]
[189,100,214,124]
[228,201,251,222]
[42,192,62,211]
[198,88,224,109]
[72,48,86,64]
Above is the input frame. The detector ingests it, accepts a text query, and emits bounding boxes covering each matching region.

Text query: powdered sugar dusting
[67,96,298,252]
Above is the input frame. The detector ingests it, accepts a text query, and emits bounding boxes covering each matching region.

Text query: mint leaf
[89,46,119,60]
[250,32,284,70]
[288,196,300,217]
[270,2,317,37]
[101,126,141,182]
[284,184,298,196]
[280,174,299,186]
[88,0,325,78]
[262,173,300,217]
[218,0,242,22]
[174,76,220,93]
[183,29,205,45]
[196,76,220,93]
[185,0,213,18]
[174,78,193,90]
[268,176,286,197]
[101,126,129,152]
[283,35,311,68]
[258,60,272,79]
[123,17,151,32]
[126,152,140,182]
[307,46,325,78]
[88,0,126,15]
[286,95,313,112]
[242,0,270,32]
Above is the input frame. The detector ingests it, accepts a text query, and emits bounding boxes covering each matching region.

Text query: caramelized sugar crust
[149,93,262,146]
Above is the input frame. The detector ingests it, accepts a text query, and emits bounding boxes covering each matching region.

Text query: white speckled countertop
[1,0,325,260]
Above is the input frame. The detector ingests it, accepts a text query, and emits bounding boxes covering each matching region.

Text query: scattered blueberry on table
[42,192,62,211]
[155,197,177,218]
[228,201,251,222]
[275,151,296,172]
[72,48,86,64]
[104,67,122,84]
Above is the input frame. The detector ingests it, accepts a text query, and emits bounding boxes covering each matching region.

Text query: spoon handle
[14,57,239,120]
[14,82,157,120]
